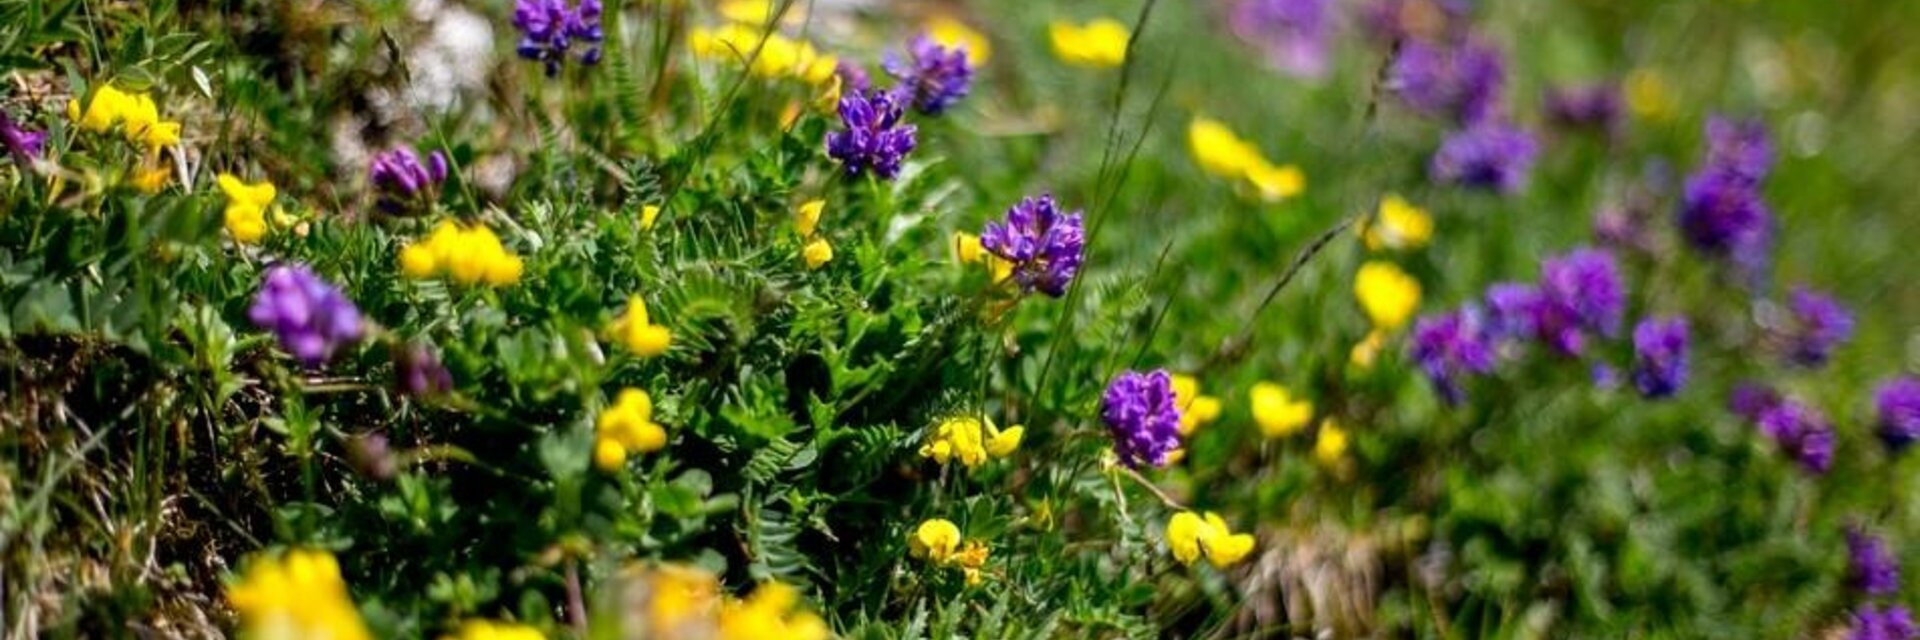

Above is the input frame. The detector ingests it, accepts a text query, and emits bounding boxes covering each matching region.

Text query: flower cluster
[594,388,667,472]
[369,146,448,212]
[717,581,831,639]
[1743,393,1835,474]
[919,414,1023,468]
[1545,82,1623,133]
[1188,117,1307,201]
[1678,117,1775,274]
[1,111,46,163]
[1430,122,1539,193]
[218,173,279,244]
[1848,526,1901,597]
[1251,381,1314,438]
[885,35,974,115]
[398,221,525,286]
[1630,317,1690,399]
[1166,511,1255,568]
[226,549,371,640]
[1876,376,1920,452]
[908,518,992,584]
[690,24,840,85]
[606,295,672,357]
[1409,308,1496,405]
[951,232,1015,283]
[1101,369,1184,467]
[512,0,603,76]
[1485,248,1626,357]
[614,564,826,640]
[1389,38,1505,124]
[792,199,834,270]
[1229,0,1333,78]
[1362,194,1434,251]
[1354,261,1423,333]
[1169,374,1223,436]
[393,342,454,397]
[1049,18,1129,68]
[249,265,366,368]
[979,194,1085,298]
[825,89,917,180]
[1850,606,1915,640]
[443,620,545,640]
[1778,287,1854,367]
[68,85,181,151]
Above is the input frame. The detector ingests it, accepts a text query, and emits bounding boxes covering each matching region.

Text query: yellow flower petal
[1354,261,1422,332]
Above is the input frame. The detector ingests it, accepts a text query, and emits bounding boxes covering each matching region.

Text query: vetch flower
[1875,376,1920,453]
[825,89,917,180]
[1411,307,1496,405]
[68,85,181,151]
[885,35,974,115]
[1355,261,1422,332]
[513,0,604,76]
[1,111,46,162]
[369,146,448,212]
[1678,169,1772,271]
[1756,399,1834,474]
[1630,317,1689,399]
[1250,381,1313,438]
[918,414,1022,468]
[1229,0,1333,78]
[1102,369,1183,468]
[1169,374,1223,435]
[606,296,672,357]
[1166,511,1255,568]
[1389,38,1505,124]
[1728,382,1782,422]
[397,221,524,286]
[1539,248,1626,346]
[218,173,277,244]
[979,194,1085,298]
[1545,82,1622,133]
[1313,418,1349,467]
[1780,287,1853,367]
[595,388,667,471]
[1050,19,1129,68]
[393,342,454,397]
[716,581,829,640]
[443,620,545,640]
[1851,605,1916,640]
[1847,525,1901,597]
[1431,122,1538,193]
[226,549,371,640]
[248,265,366,368]
[1363,194,1433,251]
[1704,116,1774,183]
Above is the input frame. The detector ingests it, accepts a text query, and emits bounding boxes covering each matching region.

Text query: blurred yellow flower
[1169,374,1222,436]
[926,15,992,64]
[131,165,171,194]
[1166,511,1255,568]
[595,388,667,471]
[1250,382,1312,439]
[226,549,371,640]
[952,232,1014,283]
[69,85,181,151]
[795,199,824,237]
[441,619,544,640]
[1363,194,1433,251]
[397,221,523,286]
[1246,160,1305,201]
[642,204,661,230]
[1354,261,1421,332]
[1314,418,1349,467]
[1349,329,1388,369]
[718,582,829,640]
[691,25,836,84]
[640,564,721,635]
[218,173,276,244]
[718,0,775,24]
[802,237,834,270]
[1189,117,1304,201]
[919,415,1021,468]
[607,295,673,357]
[1625,68,1675,121]
[1050,19,1128,68]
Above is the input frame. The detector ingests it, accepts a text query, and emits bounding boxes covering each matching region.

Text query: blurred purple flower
[1728,382,1782,422]
[1,111,46,162]
[1544,82,1621,133]
[513,0,603,77]
[1101,369,1183,468]
[1482,282,1540,343]
[1431,122,1537,193]
[1678,169,1773,273]
[1852,605,1916,640]
[1704,116,1773,183]
[980,194,1084,298]
[1360,0,1476,43]
[836,60,872,95]
[1876,376,1920,453]
[1541,248,1625,337]
[1389,38,1504,124]
[825,89,917,180]
[249,264,366,368]
[1230,0,1333,78]
[1756,400,1833,474]
[1847,525,1901,597]
[1781,287,1853,367]
[393,342,454,397]
[885,35,974,115]
[1411,307,1496,405]
[369,147,449,212]
[1631,317,1689,399]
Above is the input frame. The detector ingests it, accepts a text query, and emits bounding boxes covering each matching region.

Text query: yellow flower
[218,173,276,244]
[985,424,1023,458]
[226,549,372,640]
[718,0,774,24]
[717,582,829,640]
[1245,160,1305,202]
[70,85,136,133]
[1349,329,1387,369]
[441,619,545,640]
[926,14,992,64]
[642,204,661,230]
[1250,382,1312,439]
[1625,68,1674,121]
[640,564,721,635]
[131,165,172,194]
[1169,374,1222,436]
[955,540,991,585]
[802,237,833,270]
[399,221,524,286]
[952,232,1014,283]
[606,296,673,357]
[1188,117,1259,178]
[1049,19,1129,68]
[1166,511,1255,568]
[1314,418,1349,467]
[794,199,824,237]
[595,388,667,471]
[1354,261,1421,332]
[1363,194,1433,251]
[70,85,181,150]
[909,518,962,564]
[919,415,1021,468]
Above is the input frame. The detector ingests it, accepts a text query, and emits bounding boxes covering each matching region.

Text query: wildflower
[1250,381,1313,438]
[605,296,672,357]
[1166,511,1255,568]
[1313,419,1349,467]
[595,388,667,471]
[393,342,454,397]
[1049,18,1129,68]
[635,563,722,635]
[1527,248,1626,355]
[979,194,1085,298]
[68,85,181,151]
[1363,195,1433,251]
[1188,117,1306,201]
[1630,317,1689,399]
[1229,0,1332,78]
[1850,605,1916,640]
[801,237,834,269]
[347,433,398,481]
[835,61,872,94]
[794,199,824,236]
[1704,116,1774,183]
[226,549,372,640]
[249,265,366,367]
[443,619,545,640]
[1728,382,1782,422]
[951,232,1015,283]
[717,582,829,640]
[1875,376,1920,453]
[397,221,524,286]
[0,111,46,162]
[1410,307,1496,405]
[1544,82,1622,132]
[1350,330,1388,369]
[1847,526,1901,597]
[824,89,917,180]
[1678,168,1772,271]
[1780,287,1853,367]
[1245,160,1306,201]
[1756,399,1834,474]
[513,0,603,76]
[908,518,992,584]
[1388,38,1505,124]
[717,0,778,24]
[1624,68,1675,121]
[1169,374,1223,435]
[1354,261,1422,332]
[1481,282,1540,342]
[1430,122,1538,193]
[919,415,1022,468]
[925,15,992,64]
[885,35,974,115]
[219,173,277,244]
[132,166,172,194]
[369,146,449,212]
[1101,369,1183,468]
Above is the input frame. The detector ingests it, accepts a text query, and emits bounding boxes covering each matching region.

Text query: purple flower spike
[1728,382,1782,422]
[980,194,1085,298]
[1852,605,1917,640]
[249,265,366,368]
[1482,282,1541,343]
[1678,117,1776,274]
[1631,317,1689,399]
[836,61,872,95]
[885,35,974,116]
[370,147,450,212]
[1230,0,1333,78]
[393,342,454,397]
[1781,287,1853,367]
[1756,400,1834,474]
[1431,122,1538,193]
[1541,248,1625,338]
[1389,38,1505,125]
[1545,82,1621,133]
[1101,369,1183,468]
[1876,376,1920,453]
[1847,525,1902,597]
[1411,307,1496,405]
[825,89,918,180]
[1,111,46,162]
[1705,116,1773,183]
[514,0,603,77]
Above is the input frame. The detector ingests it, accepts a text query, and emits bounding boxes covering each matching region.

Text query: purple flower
[1704,116,1773,183]
[1430,122,1537,193]
[393,342,454,397]
[1848,526,1902,597]
[1389,38,1505,125]
[1780,287,1853,367]
[1756,400,1834,474]
[369,147,449,212]
[1360,0,1476,43]
[1410,307,1496,405]
[1852,605,1917,640]
[1482,282,1540,342]
[1876,376,1920,452]
[825,89,918,180]
[1101,369,1183,468]
[1229,0,1333,78]
[1631,317,1689,399]
[513,0,603,77]
[979,194,1085,298]
[836,61,872,95]
[249,265,367,367]
[1541,248,1626,338]
[1728,382,1782,422]
[1,111,46,162]
[1678,169,1772,272]
[1544,82,1621,133]
[884,35,974,115]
